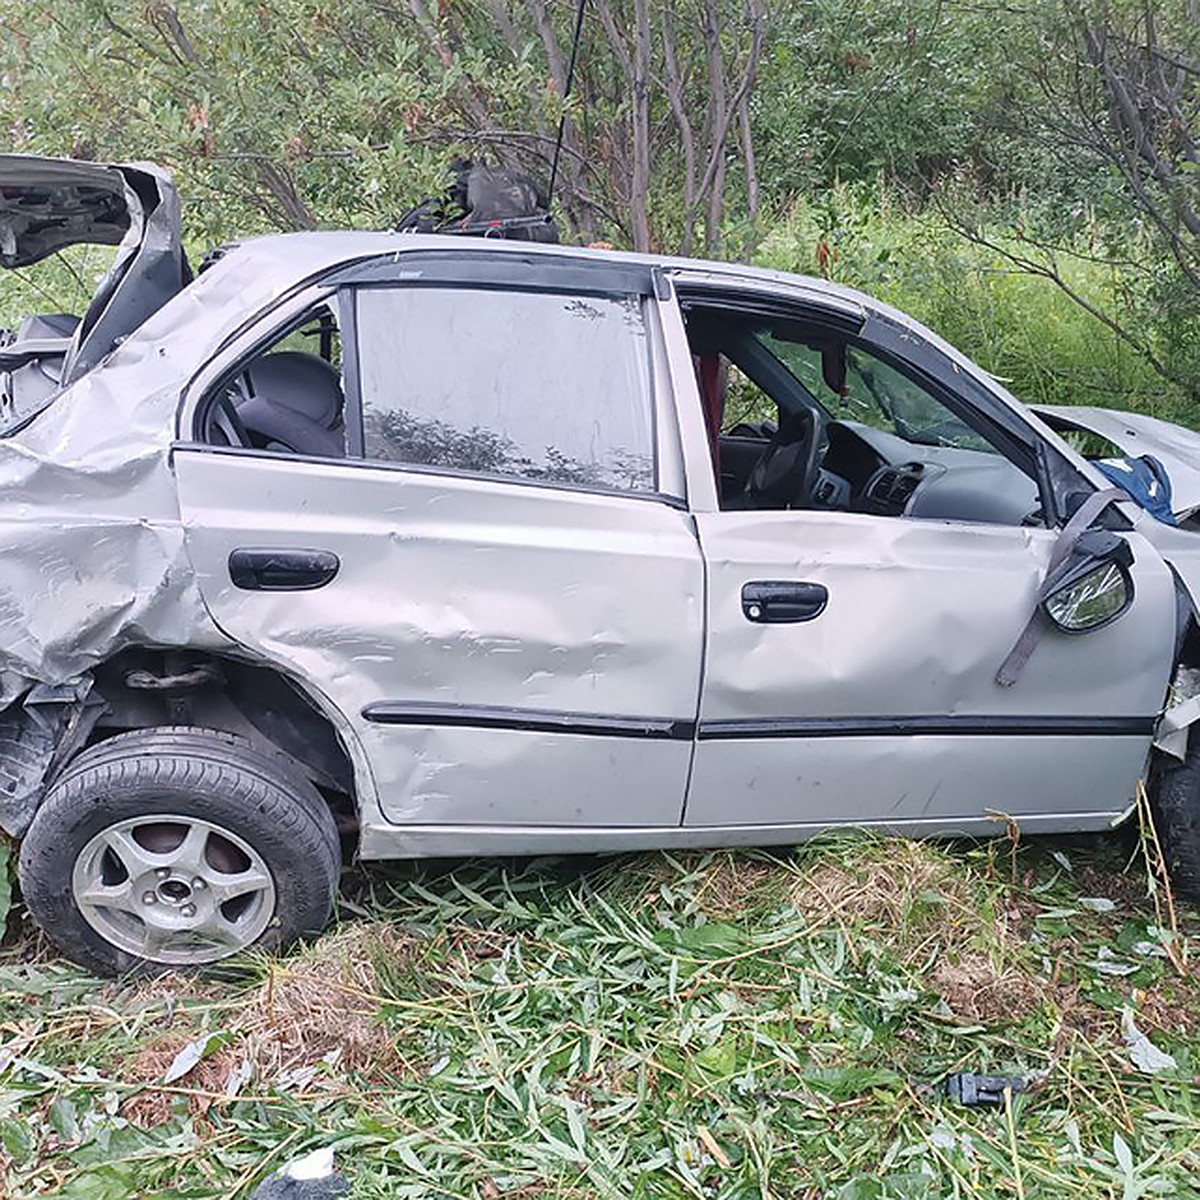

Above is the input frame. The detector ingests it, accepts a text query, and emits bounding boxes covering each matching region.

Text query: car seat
[234,351,345,458]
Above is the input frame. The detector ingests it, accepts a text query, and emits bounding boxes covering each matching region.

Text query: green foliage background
[2,7,1200,1196]
[1,0,1198,420]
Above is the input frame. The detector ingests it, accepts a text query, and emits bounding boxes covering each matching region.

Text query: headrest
[776,408,815,445]
[242,351,342,427]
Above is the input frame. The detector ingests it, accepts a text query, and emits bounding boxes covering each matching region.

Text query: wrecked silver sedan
[3,155,1200,974]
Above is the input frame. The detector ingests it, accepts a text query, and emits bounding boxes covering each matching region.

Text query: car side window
[352,287,656,493]
[199,303,347,459]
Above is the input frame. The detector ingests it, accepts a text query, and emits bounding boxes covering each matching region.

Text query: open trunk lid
[0,156,186,420]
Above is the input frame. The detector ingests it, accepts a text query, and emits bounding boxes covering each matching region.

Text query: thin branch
[940,203,1184,393]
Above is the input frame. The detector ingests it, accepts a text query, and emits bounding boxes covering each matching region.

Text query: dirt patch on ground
[121,1037,243,1128]
[239,922,413,1078]
[788,842,1044,1022]
[446,923,511,963]
[789,842,1012,958]
[930,953,1041,1023]
[690,854,786,919]
[119,922,415,1126]
[1135,974,1200,1036]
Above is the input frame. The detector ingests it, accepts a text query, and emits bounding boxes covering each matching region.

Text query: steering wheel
[743,406,827,509]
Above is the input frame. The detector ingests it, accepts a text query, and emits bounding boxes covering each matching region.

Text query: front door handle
[229,547,340,591]
[742,580,828,623]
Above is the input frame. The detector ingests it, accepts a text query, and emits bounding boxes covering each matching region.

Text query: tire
[1151,742,1200,907]
[18,727,341,976]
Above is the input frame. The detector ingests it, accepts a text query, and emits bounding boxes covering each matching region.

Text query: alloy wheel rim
[71,814,276,965]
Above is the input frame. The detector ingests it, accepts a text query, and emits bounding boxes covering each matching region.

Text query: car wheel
[18,727,341,976]
[1151,744,1200,907]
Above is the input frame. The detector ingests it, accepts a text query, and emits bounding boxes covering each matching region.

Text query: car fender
[1131,513,1200,756]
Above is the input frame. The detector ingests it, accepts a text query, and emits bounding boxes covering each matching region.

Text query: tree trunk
[702,0,727,255]
[630,0,652,251]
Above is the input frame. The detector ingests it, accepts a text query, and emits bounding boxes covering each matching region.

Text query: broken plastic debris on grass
[1091,946,1140,976]
[248,1145,350,1199]
[942,1071,1029,1107]
[224,1054,252,1097]
[1121,1007,1179,1074]
[161,1029,231,1084]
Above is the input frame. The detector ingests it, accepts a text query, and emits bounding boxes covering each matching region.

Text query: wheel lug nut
[156,867,170,879]
[181,903,196,918]
[192,878,207,890]
[142,891,156,905]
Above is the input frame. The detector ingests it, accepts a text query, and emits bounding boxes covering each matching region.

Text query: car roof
[206,229,872,316]
[182,229,1048,453]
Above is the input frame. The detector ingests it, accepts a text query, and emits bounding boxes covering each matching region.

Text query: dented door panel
[686,497,1176,828]
[174,450,704,827]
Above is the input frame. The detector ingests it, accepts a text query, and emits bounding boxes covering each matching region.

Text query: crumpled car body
[1033,403,1200,522]
[1,156,187,420]
[4,154,1200,971]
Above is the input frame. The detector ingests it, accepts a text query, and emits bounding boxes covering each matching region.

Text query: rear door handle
[742,580,828,623]
[229,547,340,591]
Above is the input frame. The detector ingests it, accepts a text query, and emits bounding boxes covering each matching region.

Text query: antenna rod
[546,0,587,213]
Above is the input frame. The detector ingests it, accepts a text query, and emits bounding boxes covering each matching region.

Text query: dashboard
[822,421,1041,525]
[721,419,1041,526]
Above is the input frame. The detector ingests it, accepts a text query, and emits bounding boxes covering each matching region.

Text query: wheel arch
[81,647,369,849]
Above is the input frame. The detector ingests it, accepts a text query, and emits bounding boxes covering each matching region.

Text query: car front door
[664,278,1177,836]
[173,253,704,832]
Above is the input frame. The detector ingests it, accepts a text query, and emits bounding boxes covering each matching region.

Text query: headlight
[1043,560,1132,632]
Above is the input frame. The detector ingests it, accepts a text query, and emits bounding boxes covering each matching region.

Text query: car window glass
[199,301,347,457]
[761,332,999,454]
[354,287,656,493]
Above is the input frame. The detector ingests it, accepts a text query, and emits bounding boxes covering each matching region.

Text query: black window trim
[339,286,365,457]
[326,248,655,298]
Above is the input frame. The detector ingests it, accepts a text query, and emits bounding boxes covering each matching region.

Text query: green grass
[0,245,117,334]
[755,189,1198,428]
[0,833,1197,1198]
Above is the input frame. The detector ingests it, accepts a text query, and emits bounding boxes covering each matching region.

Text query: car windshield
[757,330,997,453]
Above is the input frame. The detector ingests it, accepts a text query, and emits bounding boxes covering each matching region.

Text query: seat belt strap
[995,488,1126,687]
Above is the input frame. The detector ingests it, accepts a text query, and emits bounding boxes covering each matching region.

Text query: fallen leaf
[696,1124,730,1168]
[162,1031,228,1084]
[1121,1008,1177,1075]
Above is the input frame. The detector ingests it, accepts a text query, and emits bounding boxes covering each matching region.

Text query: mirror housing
[1041,529,1135,634]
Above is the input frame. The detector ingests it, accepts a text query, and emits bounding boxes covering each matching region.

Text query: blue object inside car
[1096,454,1176,525]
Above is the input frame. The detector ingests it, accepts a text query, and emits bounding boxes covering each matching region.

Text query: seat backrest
[235,351,345,458]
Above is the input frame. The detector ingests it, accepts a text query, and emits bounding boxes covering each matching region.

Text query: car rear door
[658,277,1178,836]
[173,253,704,831]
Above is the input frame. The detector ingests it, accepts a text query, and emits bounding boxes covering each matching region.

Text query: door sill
[359,810,1126,860]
